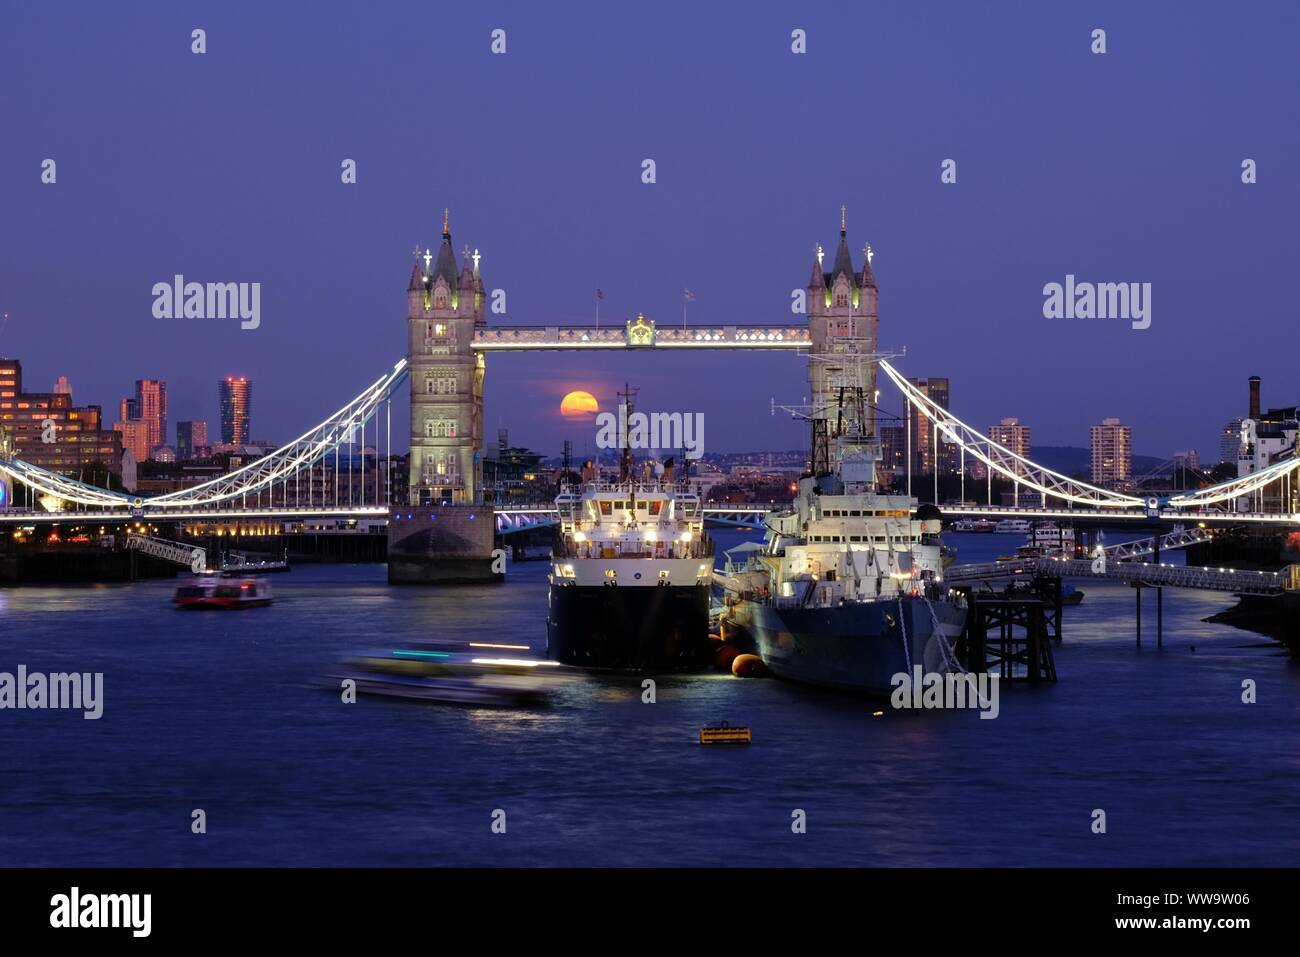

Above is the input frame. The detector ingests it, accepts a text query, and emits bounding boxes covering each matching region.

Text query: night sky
[1,1,1296,461]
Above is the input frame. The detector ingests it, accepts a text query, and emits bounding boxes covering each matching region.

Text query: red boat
[173,575,273,609]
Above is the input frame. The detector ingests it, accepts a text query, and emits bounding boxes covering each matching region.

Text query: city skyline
[1,4,1295,460]
[2,346,1265,466]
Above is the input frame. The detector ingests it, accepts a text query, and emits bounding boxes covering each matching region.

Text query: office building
[176,420,210,461]
[0,357,124,475]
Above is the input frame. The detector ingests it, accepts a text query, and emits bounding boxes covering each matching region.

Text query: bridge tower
[407,210,486,505]
[806,208,879,462]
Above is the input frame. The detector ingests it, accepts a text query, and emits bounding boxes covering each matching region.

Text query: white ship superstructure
[748,436,946,607]
[552,480,713,588]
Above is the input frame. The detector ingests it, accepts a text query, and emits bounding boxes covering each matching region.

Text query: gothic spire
[830,227,857,288]
[431,209,458,286]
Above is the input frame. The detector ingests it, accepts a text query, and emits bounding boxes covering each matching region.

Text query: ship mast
[617,382,639,487]
[774,347,903,476]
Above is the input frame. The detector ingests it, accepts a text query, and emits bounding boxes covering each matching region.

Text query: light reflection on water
[0,528,1296,866]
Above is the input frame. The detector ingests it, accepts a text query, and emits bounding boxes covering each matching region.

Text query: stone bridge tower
[407,210,486,505]
[806,207,879,463]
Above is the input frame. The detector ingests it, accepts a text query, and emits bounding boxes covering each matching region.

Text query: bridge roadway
[2,502,1297,531]
[0,505,391,525]
[471,324,810,351]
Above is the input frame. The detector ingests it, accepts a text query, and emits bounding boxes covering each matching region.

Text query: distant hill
[1033,445,1167,477]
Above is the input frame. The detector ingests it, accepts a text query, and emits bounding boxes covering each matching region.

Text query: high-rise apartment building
[905,377,955,476]
[135,379,167,457]
[114,379,167,461]
[988,417,1031,459]
[1090,417,1133,489]
[219,377,251,446]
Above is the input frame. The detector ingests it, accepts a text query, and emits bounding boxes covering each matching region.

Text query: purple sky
[2,1,1297,460]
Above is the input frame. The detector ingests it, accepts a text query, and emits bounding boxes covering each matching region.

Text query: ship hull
[730,596,968,694]
[547,583,712,672]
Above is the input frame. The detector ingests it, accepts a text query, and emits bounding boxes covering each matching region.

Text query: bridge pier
[387,504,503,584]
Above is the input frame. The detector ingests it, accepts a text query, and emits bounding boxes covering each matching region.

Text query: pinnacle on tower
[860,242,876,290]
[458,244,475,289]
[431,210,458,286]
[808,242,825,289]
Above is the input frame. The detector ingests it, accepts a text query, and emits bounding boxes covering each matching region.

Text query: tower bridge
[2,211,1298,575]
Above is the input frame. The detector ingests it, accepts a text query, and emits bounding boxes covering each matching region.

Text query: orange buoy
[731,653,768,678]
[714,645,741,671]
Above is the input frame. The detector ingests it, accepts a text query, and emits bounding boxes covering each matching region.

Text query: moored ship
[719,432,968,694]
[546,437,715,672]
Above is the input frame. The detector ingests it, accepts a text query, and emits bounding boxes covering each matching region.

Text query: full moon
[559,390,599,419]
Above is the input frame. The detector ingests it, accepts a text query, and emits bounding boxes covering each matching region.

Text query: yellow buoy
[699,721,752,745]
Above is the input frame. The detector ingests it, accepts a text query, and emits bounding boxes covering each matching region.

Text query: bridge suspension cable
[0,359,408,511]
[1165,452,1300,509]
[880,359,1298,515]
[878,360,1144,508]
[148,360,408,508]
[0,457,135,508]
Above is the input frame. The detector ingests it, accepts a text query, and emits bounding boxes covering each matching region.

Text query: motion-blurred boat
[323,649,568,707]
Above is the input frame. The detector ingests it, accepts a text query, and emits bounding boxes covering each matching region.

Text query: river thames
[1,530,1297,867]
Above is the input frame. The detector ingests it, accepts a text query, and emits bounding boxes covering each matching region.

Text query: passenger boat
[323,649,565,707]
[1028,522,1077,557]
[994,518,1032,534]
[952,518,997,533]
[173,574,273,609]
[998,523,1078,561]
